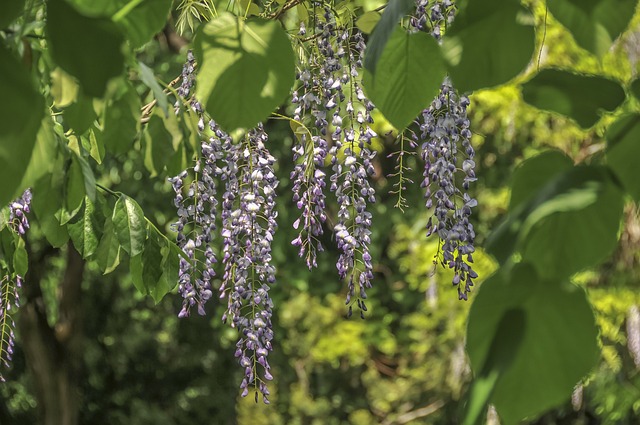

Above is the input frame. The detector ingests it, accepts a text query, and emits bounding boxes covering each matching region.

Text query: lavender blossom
[412,0,457,39]
[420,79,477,300]
[1,189,31,381]
[218,124,278,403]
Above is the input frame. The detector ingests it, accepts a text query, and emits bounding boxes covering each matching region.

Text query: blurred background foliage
[1,0,640,424]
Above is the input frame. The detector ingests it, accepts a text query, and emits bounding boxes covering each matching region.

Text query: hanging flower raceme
[217,124,278,404]
[171,51,279,401]
[1,189,32,381]
[292,6,377,317]
[420,80,478,300]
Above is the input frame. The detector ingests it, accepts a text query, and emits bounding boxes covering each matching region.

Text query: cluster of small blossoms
[412,0,456,39]
[0,189,32,381]
[628,305,640,368]
[169,115,218,318]
[419,80,477,300]
[217,124,278,403]
[291,5,377,317]
[171,52,277,402]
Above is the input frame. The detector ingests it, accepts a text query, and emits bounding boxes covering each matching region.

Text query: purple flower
[420,79,477,300]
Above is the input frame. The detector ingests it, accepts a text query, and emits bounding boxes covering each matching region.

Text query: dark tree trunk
[19,244,84,425]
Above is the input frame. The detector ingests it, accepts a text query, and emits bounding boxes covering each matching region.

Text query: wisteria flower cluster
[290,5,377,317]
[418,79,477,300]
[412,0,457,39]
[0,189,31,381]
[171,54,277,402]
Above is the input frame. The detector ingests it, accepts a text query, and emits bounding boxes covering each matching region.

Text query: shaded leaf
[0,43,44,206]
[363,0,413,73]
[521,69,625,128]
[194,13,295,131]
[47,0,125,97]
[605,113,640,201]
[548,0,636,57]
[112,195,147,256]
[443,0,535,93]
[363,27,446,131]
[467,264,599,424]
[95,214,121,274]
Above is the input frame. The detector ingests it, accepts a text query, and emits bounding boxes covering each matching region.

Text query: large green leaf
[47,0,125,97]
[102,82,141,154]
[66,0,172,48]
[509,150,573,210]
[0,0,25,29]
[362,27,446,131]
[130,228,176,303]
[442,0,535,93]
[32,171,70,248]
[605,113,640,201]
[363,0,414,73]
[112,195,147,256]
[143,113,176,176]
[466,264,600,424]
[521,69,626,128]
[19,117,57,195]
[65,95,97,135]
[67,195,105,259]
[95,214,121,274]
[548,0,636,57]
[519,167,623,279]
[194,13,295,131]
[487,166,624,279]
[0,44,44,207]
[138,61,169,117]
[112,0,173,48]
[62,155,87,224]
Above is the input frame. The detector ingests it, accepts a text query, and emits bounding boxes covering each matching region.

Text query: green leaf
[521,69,626,128]
[509,150,573,210]
[47,0,125,97]
[363,0,414,74]
[0,43,45,207]
[67,195,105,259]
[463,308,526,425]
[12,237,28,277]
[32,172,69,248]
[63,155,86,224]
[363,27,446,131]
[138,61,169,117]
[102,82,141,154]
[605,113,640,201]
[112,0,173,48]
[51,67,79,108]
[112,195,147,256]
[194,13,295,131]
[466,264,600,424]
[143,113,176,176]
[19,117,57,193]
[0,0,25,29]
[487,166,624,279]
[65,95,97,135]
[356,11,381,34]
[156,242,180,304]
[442,0,535,93]
[95,214,121,274]
[548,0,636,57]
[129,228,172,301]
[87,126,105,164]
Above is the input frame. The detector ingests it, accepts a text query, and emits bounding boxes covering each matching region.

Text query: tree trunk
[19,244,84,425]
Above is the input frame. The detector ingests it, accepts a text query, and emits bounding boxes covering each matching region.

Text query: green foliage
[521,69,627,128]
[194,13,295,132]
[0,0,25,29]
[363,27,446,131]
[467,264,600,424]
[363,0,414,73]
[0,44,44,207]
[47,0,125,97]
[443,0,535,92]
[606,113,640,201]
[112,195,147,257]
[547,0,637,57]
